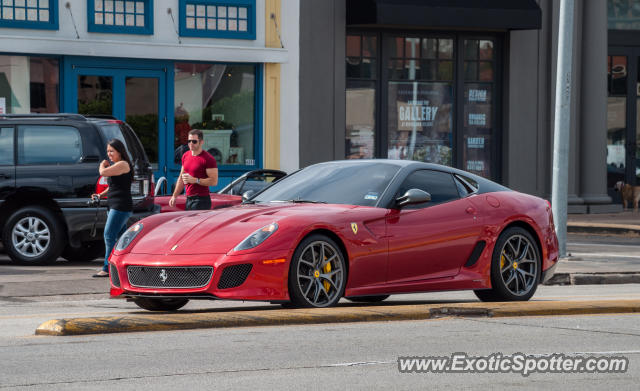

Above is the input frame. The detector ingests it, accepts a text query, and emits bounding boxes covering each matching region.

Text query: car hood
[130,202,358,255]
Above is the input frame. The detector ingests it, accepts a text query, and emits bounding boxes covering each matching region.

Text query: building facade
[0,0,299,189]
[299,0,631,213]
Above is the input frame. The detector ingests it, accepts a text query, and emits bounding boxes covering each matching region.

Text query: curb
[545,272,640,286]
[568,223,640,236]
[35,299,640,336]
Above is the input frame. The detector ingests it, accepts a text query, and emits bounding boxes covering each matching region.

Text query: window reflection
[0,55,59,114]
[173,63,255,166]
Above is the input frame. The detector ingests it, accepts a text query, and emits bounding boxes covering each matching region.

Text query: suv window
[97,123,146,165]
[0,127,13,165]
[396,169,460,209]
[17,126,82,164]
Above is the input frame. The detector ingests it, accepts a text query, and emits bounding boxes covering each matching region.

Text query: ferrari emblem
[171,244,178,251]
[159,269,168,284]
[351,222,358,235]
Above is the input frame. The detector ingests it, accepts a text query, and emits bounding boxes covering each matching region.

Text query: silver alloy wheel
[499,234,538,296]
[11,216,51,258]
[295,240,344,307]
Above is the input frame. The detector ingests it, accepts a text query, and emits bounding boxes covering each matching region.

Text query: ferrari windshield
[252,162,401,207]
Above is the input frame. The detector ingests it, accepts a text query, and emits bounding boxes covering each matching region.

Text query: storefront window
[607,55,627,188]
[346,33,377,159]
[386,36,454,166]
[608,0,640,30]
[462,39,495,178]
[0,55,59,114]
[174,63,256,166]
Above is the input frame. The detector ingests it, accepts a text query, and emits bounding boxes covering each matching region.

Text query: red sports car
[154,169,286,212]
[109,160,559,311]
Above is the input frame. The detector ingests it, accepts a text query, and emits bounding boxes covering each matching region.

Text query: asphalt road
[1,235,640,389]
[1,309,638,389]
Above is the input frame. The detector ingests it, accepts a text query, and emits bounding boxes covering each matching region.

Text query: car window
[253,163,401,207]
[395,169,460,209]
[17,125,82,165]
[96,122,146,164]
[96,123,133,161]
[0,127,14,165]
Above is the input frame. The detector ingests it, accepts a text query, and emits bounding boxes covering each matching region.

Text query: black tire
[345,295,390,303]
[474,227,541,302]
[62,241,105,263]
[132,298,189,311]
[288,234,347,308]
[2,206,66,265]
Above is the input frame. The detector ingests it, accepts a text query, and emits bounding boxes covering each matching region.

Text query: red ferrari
[109,160,559,311]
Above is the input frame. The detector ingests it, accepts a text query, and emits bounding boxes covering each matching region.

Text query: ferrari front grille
[110,263,120,288]
[217,264,253,289]
[127,266,213,289]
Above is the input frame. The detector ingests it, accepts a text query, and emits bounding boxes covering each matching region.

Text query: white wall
[0,0,287,63]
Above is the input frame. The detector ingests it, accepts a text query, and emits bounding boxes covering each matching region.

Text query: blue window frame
[0,0,58,30]
[87,0,153,35]
[179,0,255,40]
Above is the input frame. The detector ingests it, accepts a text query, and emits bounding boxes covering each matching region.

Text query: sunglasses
[187,139,200,144]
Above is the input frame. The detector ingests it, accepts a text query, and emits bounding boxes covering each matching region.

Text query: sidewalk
[567,210,640,236]
[546,211,640,285]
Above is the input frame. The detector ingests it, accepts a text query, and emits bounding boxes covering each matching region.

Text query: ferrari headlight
[115,223,143,251]
[235,222,278,251]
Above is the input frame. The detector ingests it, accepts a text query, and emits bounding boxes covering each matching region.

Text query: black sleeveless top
[107,169,133,212]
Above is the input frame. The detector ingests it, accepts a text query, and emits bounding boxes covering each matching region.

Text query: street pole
[552,0,575,258]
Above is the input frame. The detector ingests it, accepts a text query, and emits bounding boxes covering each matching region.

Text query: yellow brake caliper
[322,255,331,292]
[500,254,506,269]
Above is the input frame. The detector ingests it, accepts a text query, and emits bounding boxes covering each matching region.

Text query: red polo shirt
[181,150,217,196]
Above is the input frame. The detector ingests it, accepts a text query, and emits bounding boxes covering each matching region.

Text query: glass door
[607,49,640,200]
[65,64,170,187]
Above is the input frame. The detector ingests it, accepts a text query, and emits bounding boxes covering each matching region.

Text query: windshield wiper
[274,199,327,204]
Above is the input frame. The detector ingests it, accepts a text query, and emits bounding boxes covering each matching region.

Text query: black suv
[0,114,157,265]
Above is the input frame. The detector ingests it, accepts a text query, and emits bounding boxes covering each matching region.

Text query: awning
[347,0,542,30]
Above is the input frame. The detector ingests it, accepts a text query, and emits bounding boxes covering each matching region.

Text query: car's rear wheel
[2,206,65,265]
[288,234,346,308]
[62,241,105,262]
[346,295,390,303]
[474,227,540,302]
[132,298,189,311]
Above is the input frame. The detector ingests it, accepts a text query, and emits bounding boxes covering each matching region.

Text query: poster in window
[387,82,453,165]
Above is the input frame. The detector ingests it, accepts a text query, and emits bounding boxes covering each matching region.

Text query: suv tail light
[96,176,108,196]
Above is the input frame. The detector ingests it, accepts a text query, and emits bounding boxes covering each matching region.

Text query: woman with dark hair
[91,139,133,277]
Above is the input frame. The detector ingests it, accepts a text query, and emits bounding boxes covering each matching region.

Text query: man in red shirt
[169,129,218,210]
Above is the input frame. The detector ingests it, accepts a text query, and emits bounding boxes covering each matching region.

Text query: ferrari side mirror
[395,189,431,208]
[242,189,256,202]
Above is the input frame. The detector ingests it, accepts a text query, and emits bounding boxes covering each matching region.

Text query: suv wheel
[2,206,65,265]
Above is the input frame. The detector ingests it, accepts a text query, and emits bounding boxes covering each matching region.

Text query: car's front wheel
[288,234,346,308]
[132,298,189,311]
[2,206,65,265]
[474,227,540,302]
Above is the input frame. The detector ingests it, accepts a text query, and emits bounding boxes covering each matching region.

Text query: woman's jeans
[103,209,132,272]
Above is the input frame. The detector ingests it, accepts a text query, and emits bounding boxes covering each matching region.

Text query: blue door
[62,57,177,189]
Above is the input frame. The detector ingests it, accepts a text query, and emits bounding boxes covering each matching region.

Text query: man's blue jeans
[103,209,132,272]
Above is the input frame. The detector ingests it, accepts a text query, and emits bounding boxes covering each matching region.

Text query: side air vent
[218,264,253,289]
[110,263,121,287]
[464,240,486,267]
